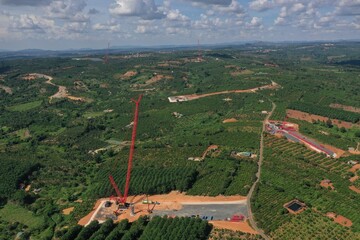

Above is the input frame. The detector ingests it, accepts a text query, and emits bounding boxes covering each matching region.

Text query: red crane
[109,95,142,205]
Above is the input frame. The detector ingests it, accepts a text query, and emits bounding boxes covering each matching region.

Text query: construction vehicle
[142,196,160,213]
[230,214,245,222]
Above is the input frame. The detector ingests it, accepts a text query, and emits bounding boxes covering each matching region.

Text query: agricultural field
[0,42,359,239]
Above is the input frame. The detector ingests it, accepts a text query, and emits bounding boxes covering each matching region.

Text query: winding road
[246,99,276,240]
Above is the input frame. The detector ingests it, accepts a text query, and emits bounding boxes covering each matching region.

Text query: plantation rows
[187,158,257,196]
[264,135,350,176]
[59,216,212,240]
[91,166,198,198]
[271,210,360,240]
[252,135,360,235]
[139,216,211,240]
[288,102,360,123]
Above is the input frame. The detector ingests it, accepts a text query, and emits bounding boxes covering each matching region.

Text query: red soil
[350,176,359,183]
[350,164,360,173]
[320,180,334,190]
[79,191,246,226]
[330,103,360,114]
[349,186,360,194]
[223,118,238,123]
[286,109,359,129]
[326,212,353,227]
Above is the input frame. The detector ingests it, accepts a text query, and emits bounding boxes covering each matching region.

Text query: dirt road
[169,81,280,102]
[246,99,276,240]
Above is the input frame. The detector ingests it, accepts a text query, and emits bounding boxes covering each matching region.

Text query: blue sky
[0,0,359,50]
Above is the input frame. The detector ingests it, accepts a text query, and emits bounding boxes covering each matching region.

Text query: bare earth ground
[62,207,74,215]
[210,221,258,234]
[326,212,353,227]
[22,73,86,102]
[223,118,238,123]
[145,74,173,85]
[350,175,359,183]
[349,186,360,194]
[330,103,360,114]
[320,180,335,190]
[0,84,12,94]
[286,109,359,129]
[350,164,360,173]
[321,142,345,158]
[78,191,254,233]
[121,71,137,79]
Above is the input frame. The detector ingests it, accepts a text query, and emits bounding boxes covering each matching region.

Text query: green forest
[0,42,359,239]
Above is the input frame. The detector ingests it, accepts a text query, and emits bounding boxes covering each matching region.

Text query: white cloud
[135,24,159,34]
[212,0,245,14]
[246,16,263,29]
[46,0,89,22]
[93,20,122,33]
[167,9,189,21]
[336,0,360,16]
[184,0,232,6]
[249,0,273,12]
[109,0,165,20]
[290,3,305,13]
[9,14,55,33]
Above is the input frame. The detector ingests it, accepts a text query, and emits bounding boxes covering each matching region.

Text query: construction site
[78,94,255,234]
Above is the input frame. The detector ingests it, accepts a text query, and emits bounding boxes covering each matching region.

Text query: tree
[61,225,82,240]
[75,221,100,240]
[326,118,333,128]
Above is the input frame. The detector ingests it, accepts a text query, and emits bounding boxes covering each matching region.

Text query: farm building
[168,96,188,103]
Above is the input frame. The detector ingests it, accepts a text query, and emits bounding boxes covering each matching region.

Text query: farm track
[246,99,276,240]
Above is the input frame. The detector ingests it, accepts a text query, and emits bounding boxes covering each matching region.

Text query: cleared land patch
[286,109,359,129]
[330,103,360,114]
[0,84,12,94]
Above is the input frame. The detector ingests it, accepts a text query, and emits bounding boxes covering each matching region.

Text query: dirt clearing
[62,207,74,215]
[350,176,359,183]
[146,74,173,85]
[350,164,360,173]
[330,103,360,113]
[223,118,238,123]
[286,109,359,129]
[326,212,353,227]
[79,191,247,227]
[320,180,334,190]
[349,186,360,194]
[0,85,12,94]
[122,71,137,79]
[210,221,257,234]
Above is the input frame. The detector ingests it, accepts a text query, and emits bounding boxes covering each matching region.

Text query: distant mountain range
[0,40,359,59]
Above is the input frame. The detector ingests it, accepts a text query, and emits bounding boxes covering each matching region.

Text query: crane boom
[109,175,123,201]
[123,95,142,203]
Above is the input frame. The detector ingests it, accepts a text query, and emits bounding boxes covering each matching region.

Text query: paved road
[153,202,248,221]
[246,100,276,240]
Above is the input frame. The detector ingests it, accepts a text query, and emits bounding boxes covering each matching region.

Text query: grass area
[0,203,46,230]
[7,100,42,112]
